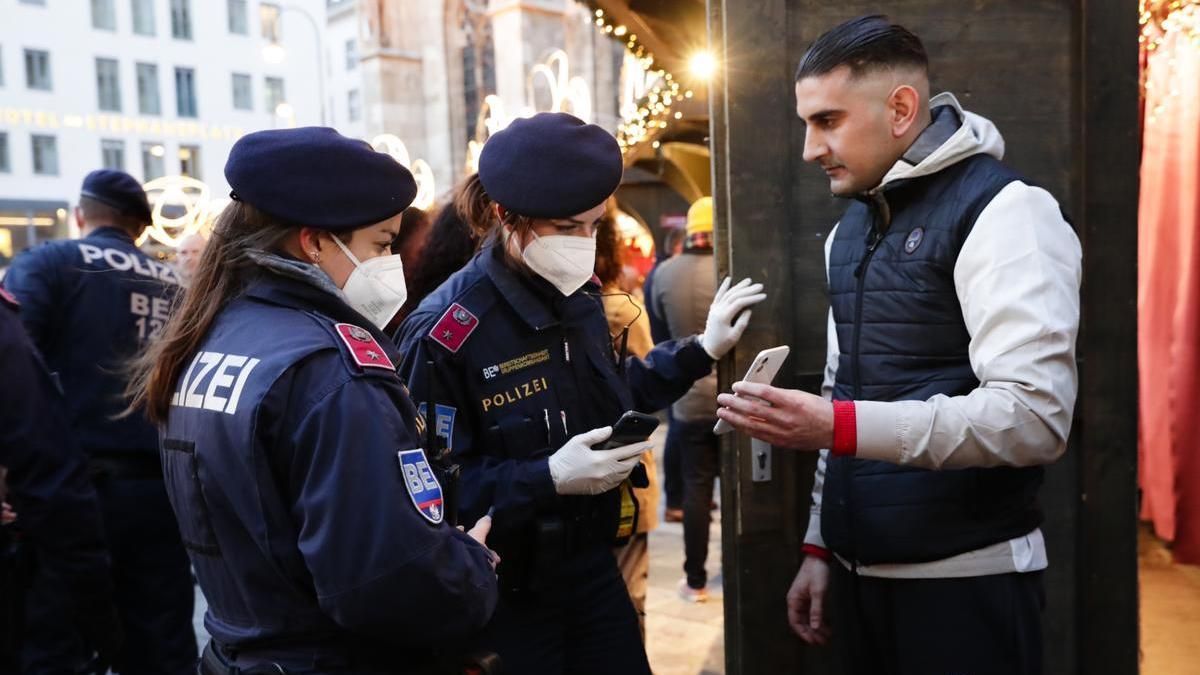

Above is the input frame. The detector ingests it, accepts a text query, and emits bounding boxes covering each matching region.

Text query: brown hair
[453,172,536,269]
[126,202,297,423]
[593,205,623,287]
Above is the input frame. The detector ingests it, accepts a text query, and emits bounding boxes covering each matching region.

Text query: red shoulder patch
[429,303,479,354]
[0,288,18,308]
[334,323,395,371]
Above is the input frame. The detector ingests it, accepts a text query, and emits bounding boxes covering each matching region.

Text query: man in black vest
[715,15,1081,674]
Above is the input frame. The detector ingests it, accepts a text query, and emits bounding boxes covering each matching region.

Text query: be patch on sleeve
[429,303,479,353]
[397,448,444,525]
[334,323,395,371]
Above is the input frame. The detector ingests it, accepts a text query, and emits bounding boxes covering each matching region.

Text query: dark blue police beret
[478,112,623,219]
[80,169,152,223]
[225,127,417,231]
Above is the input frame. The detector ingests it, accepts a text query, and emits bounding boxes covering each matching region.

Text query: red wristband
[831,400,857,456]
[801,544,831,561]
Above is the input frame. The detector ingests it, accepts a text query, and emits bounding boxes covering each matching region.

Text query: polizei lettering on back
[170,351,261,415]
[78,243,180,283]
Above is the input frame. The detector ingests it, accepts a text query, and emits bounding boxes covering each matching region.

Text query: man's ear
[888,84,923,139]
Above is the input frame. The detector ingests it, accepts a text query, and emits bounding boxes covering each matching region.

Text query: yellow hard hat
[686,197,713,236]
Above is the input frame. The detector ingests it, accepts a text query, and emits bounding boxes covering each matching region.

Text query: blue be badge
[397,449,444,525]
[417,403,457,451]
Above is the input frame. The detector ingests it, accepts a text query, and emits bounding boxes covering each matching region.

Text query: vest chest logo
[397,448,444,525]
[904,227,925,254]
[482,348,551,381]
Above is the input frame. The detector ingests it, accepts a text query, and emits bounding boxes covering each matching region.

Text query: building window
[345,38,358,70]
[231,73,253,110]
[92,0,116,30]
[227,0,248,34]
[260,4,281,43]
[132,0,155,36]
[461,8,495,143]
[264,76,285,114]
[0,133,9,173]
[179,145,200,178]
[170,0,192,40]
[175,67,197,118]
[31,135,58,175]
[101,139,125,171]
[347,89,361,122]
[136,62,160,115]
[24,49,51,91]
[142,142,165,180]
[95,58,122,112]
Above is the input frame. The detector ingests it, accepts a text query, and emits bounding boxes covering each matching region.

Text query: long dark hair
[396,199,479,322]
[126,202,295,424]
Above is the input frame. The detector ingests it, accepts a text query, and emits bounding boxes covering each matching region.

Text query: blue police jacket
[394,244,713,585]
[159,267,497,668]
[3,226,179,457]
[0,289,115,635]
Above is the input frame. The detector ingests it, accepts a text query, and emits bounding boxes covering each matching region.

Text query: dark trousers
[831,563,1045,675]
[479,545,651,675]
[662,409,683,510]
[23,476,197,675]
[678,419,720,590]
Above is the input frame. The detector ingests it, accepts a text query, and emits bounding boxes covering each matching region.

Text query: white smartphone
[713,345,791,435]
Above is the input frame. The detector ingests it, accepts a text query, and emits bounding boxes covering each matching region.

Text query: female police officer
[128,127,499,674]
[395,112,765,674]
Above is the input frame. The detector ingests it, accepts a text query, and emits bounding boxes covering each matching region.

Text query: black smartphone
[597,410,660,450]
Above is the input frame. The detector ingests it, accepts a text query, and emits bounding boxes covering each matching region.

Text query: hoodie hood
[873,92,1006,193]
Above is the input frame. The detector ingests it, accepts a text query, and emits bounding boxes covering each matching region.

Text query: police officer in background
[395,112,766,674]
[0,287,121,673]
[3,170,196,673]
[127,127,499,674]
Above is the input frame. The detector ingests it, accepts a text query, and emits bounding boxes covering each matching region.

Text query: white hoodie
[804,93,1083,578]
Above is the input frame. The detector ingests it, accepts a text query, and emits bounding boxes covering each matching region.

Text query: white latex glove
[547,427,649,496]
[699,277,768,360]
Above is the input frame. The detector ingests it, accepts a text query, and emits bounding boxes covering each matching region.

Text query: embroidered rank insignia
[429,303,479,353]
[334,323,395,371]
[397,448,444,525]
[0,287,19,308]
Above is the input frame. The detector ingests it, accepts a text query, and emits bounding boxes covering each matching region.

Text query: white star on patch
[441,330,455,341]
[366,350,381,361]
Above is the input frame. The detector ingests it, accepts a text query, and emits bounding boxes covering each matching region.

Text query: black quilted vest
[821,153,1044,565]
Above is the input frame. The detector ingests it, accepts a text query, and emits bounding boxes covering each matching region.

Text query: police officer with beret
[395,112,767,674]
[3,169,196,673]
[127,127,499,674]
[0,287,121,672]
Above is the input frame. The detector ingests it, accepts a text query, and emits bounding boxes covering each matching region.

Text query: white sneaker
[678,578,709,603]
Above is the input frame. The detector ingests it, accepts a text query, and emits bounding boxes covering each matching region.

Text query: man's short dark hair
[78,195,148,235]
[795,15,927,82]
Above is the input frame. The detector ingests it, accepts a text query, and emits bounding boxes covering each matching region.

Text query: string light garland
[583,4,687,155]
[1141,0,1200,123]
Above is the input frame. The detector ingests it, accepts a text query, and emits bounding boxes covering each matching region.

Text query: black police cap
[478,112,623,219]
[80,169,152,223]
[224,127,417,232]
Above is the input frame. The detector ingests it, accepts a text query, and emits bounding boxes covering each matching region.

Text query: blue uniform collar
[243,270,401,363]
[85,225,136,242]
[478,244,600,331]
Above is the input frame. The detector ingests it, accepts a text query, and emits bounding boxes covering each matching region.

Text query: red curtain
[1138,6,1200,563]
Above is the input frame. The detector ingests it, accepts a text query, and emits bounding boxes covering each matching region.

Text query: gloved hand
[547,427,650,496]
[700,277,767,360]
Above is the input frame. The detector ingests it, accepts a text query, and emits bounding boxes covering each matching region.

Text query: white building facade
[0,0,325,256]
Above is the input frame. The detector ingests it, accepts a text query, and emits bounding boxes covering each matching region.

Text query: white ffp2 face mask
[520,232,597,296]
[330,236,408,329]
